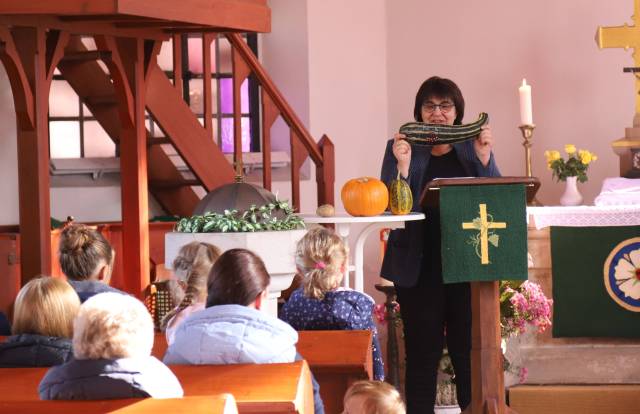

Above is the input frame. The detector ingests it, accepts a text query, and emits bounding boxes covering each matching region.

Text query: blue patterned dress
[280,287,385,380]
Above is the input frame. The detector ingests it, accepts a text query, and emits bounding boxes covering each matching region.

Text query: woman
[39,292,183,400]
[0,277,80,367]
[380,76,500,413]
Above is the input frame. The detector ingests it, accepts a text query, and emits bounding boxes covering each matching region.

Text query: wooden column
[231,44,251,175]
[0,27,67,283]
[466,281,516,414]
[96,35,151,296]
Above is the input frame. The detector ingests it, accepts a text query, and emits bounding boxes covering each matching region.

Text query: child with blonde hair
[343,380,405,414]
[0,277,80,367]
[280,227,385,380]
[39,292,183,400]
[160,241,221,345]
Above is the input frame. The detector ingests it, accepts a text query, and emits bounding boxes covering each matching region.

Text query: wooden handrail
[225,33,323,164]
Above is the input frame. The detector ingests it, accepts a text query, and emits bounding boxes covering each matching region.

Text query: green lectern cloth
[551,226,640,338]
[440,184,528,283]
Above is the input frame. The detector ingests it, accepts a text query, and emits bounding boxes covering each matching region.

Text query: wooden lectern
[420,177,540,414]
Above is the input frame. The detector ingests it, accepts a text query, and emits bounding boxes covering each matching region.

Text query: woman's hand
[474,125,493,167]
[392,133,411,178]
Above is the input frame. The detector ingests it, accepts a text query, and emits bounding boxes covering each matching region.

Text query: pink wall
[264,0,637,300]
[386,0,632,205]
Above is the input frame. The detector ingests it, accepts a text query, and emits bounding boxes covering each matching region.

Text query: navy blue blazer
[379,139,501,287]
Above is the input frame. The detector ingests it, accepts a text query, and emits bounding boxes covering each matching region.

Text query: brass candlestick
[518,124,542,206]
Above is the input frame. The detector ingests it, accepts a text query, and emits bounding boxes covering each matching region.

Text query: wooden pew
[152,330,373,414]
[296,330,373,414]
[0,395,238,414]
[0,361,313,414]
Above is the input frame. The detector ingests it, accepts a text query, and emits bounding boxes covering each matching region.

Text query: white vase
[559,176,583,206]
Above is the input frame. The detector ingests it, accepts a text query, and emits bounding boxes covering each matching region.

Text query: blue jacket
[280,288,385,381]
[0,334,73,368]
[39,356,183,400]
[163,304,298,365]
[380,139,501,287]
[163,304,325,414]
[67,280,126,303]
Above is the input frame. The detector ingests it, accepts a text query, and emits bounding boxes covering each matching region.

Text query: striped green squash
[389,173,413,215]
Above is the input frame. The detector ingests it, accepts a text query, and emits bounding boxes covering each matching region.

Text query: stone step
[509,385,640,414]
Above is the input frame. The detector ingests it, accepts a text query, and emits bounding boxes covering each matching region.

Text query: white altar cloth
[527,205,640,229]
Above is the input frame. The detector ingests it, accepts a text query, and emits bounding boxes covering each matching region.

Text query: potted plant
[545,144,598,206]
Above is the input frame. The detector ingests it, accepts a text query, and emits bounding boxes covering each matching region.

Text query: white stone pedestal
[165,229,307,317]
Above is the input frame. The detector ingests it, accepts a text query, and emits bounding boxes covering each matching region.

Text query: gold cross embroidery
[461,204,506,264]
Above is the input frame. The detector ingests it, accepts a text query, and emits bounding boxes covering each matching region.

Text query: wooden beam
[0,16,168,41]
[145,63,235,190]
[59,50,112,62]
[316,134,335,207]
[0,26,35,130]
[261,90,279,191]
[149,179,200,189]
[202,33,214,139]
[10,27,59,283]
[232,46,251,176]
[101,36,150,297]
[171,34,183,96]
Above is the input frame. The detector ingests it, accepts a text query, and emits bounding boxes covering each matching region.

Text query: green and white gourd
[399,112,489,146]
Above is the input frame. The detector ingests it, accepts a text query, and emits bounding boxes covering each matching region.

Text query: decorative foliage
[545,144,597,183]
[465,213,501,260]
[174,199,305,233]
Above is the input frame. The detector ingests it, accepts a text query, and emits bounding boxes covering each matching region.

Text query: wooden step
[509,385,640,414]
[60,50,111,62]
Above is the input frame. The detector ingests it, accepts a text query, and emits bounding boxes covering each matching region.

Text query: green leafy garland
[174,199,305,233]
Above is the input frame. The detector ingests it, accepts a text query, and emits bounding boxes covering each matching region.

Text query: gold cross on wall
[462,204,506,265]
[596,0,640,119]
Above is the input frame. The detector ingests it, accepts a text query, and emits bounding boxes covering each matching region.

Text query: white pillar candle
[519,78,533,125]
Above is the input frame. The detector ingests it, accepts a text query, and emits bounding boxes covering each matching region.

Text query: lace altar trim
[527,206,640,229]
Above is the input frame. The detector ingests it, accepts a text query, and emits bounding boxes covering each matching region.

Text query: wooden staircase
[57,35,235,217]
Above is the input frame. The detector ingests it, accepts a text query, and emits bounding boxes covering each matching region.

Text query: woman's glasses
[422,102,454,114]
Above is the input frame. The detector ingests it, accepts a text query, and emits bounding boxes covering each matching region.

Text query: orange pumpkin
[341,177,389,216]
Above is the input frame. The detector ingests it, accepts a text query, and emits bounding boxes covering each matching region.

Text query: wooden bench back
[0,395,237,414]
[0,361,313,414]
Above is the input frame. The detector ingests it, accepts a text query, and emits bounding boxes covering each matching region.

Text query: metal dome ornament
[193,175,279,216]
[175,174,304,233]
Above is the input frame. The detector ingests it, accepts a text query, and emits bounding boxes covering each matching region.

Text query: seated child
[160,241,221,345]
[58,223,125,302]
[280,227,385,380]
[39,292,183,400]
[164,248,324,414]
[343,380,405,414]
[0,277,80,367]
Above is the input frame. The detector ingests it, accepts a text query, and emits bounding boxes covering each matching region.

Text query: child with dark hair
[164,248,324,414]
[58,223,124,302]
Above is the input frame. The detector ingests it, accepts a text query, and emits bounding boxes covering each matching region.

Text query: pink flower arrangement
[373,302,400,325]
[500,280,553,338]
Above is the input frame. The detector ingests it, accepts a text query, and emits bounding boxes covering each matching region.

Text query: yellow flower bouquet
[544,144,597,183]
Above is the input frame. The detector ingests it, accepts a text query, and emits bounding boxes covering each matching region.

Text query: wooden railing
[170,33,335,211]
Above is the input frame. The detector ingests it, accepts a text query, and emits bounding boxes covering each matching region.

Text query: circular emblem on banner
[604,237,640,312]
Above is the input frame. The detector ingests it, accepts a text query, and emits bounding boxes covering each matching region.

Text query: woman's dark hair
[206,248,270,307]
[413,76,465,125]
[58,224,113,280]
